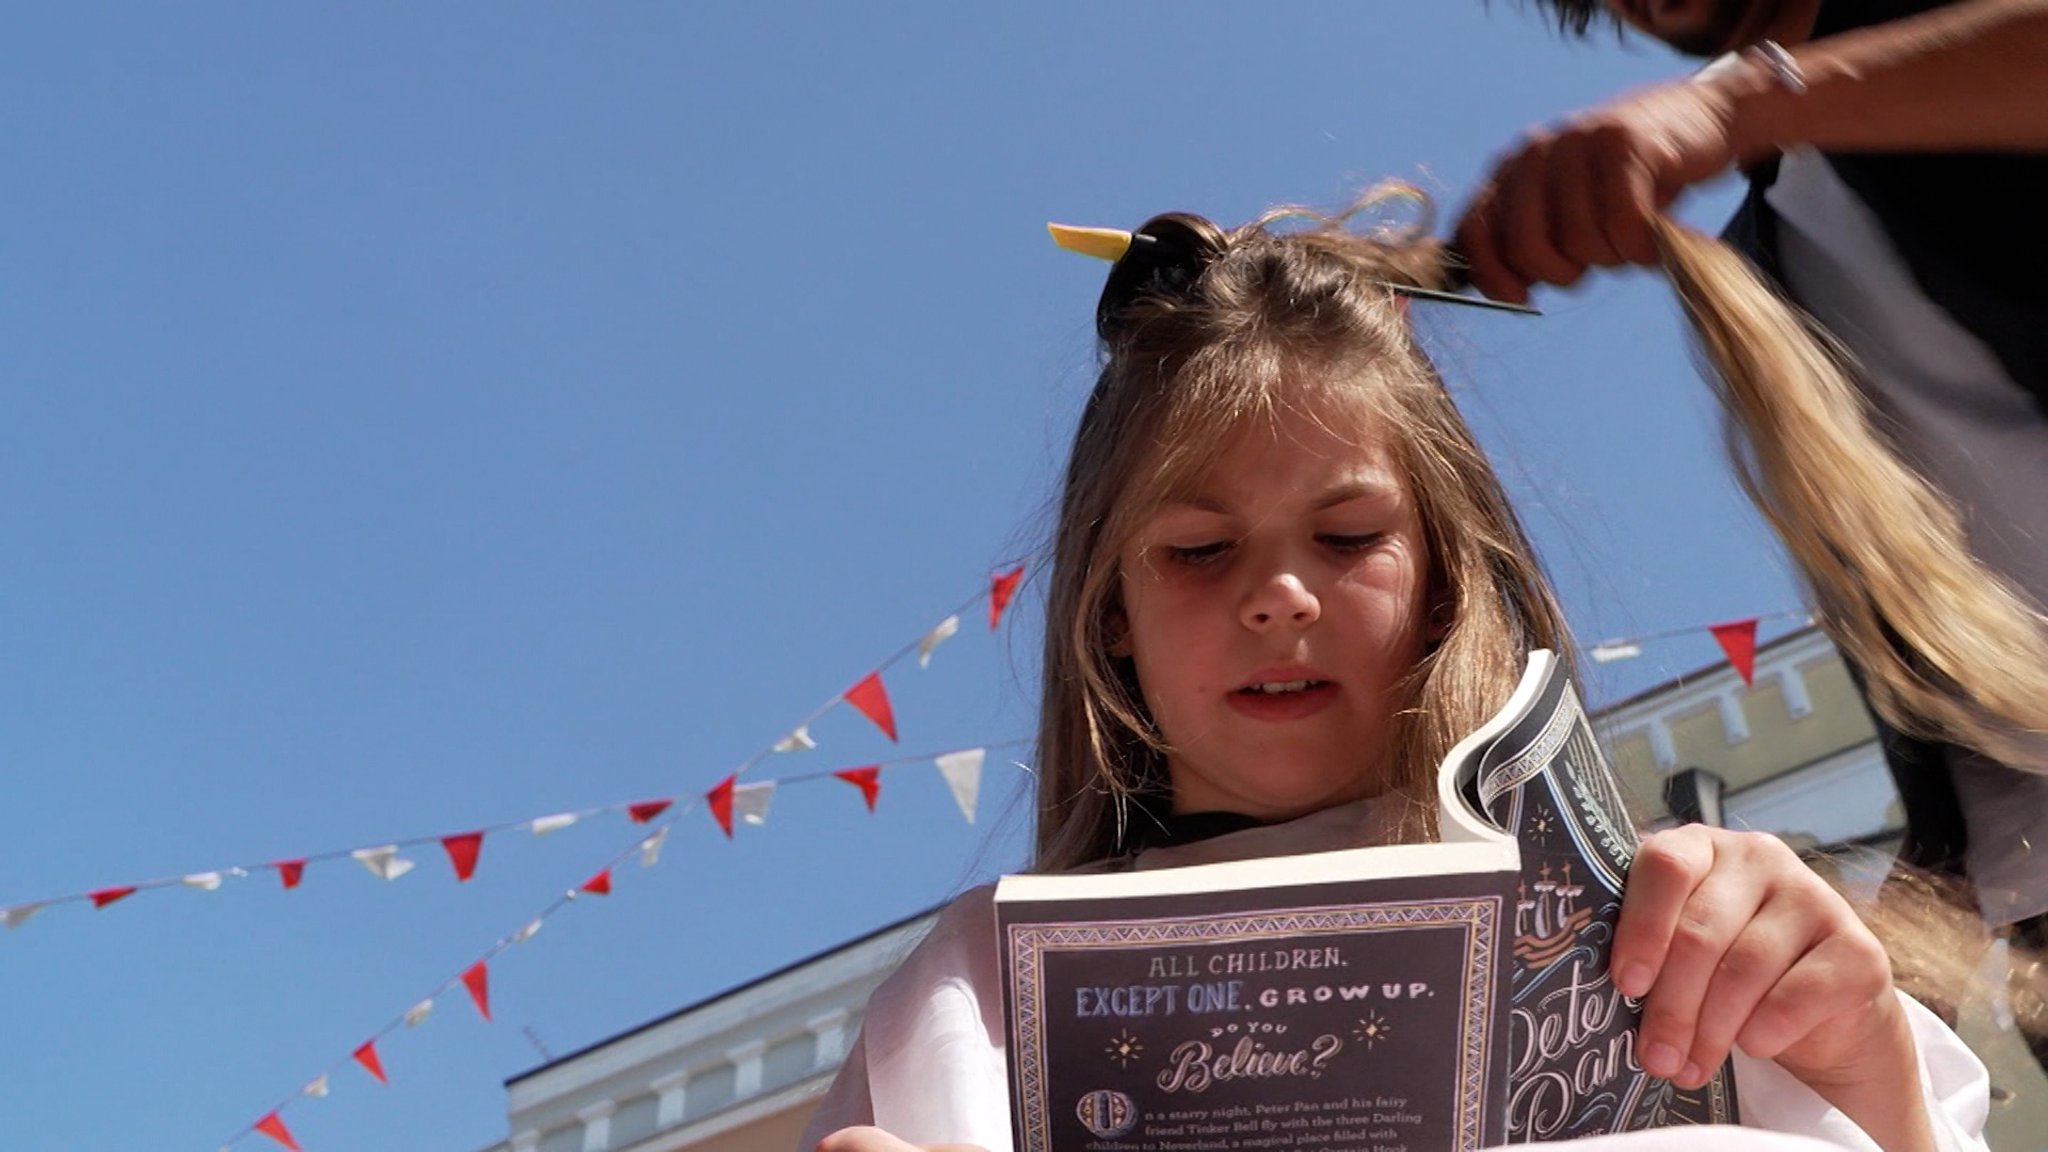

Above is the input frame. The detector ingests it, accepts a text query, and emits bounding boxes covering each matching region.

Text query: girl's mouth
[1239,680,1324,695]
[1227,679,1338,720]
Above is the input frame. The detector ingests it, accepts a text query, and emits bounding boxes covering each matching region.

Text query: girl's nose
[1241,571,1321,631]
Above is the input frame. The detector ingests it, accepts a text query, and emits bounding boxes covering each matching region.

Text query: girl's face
[1116,400,1434,821]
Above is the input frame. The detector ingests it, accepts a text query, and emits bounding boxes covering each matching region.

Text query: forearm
[1720,0,2048,155]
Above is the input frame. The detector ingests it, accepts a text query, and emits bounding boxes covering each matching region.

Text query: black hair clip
[1049,222,1540,320]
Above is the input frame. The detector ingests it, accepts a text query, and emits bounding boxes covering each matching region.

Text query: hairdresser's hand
[1616,826,1937,1152]
[1453,73,1771,304]
[815,1127,987,1152]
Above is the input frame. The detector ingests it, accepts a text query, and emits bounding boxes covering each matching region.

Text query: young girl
[799,192,1989,1152]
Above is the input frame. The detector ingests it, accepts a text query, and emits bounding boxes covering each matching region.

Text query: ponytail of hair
[1653,216,2048,771]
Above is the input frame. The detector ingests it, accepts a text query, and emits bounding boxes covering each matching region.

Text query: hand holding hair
[1451,70,1762,305]
[1458,58,2048,772]
[1456,0,2048,304]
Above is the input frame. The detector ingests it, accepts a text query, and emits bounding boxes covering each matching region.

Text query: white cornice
[1597,625,1836,759]
[616,1071,835,1152]
[1597,625,1832,730]
[509,915,932,1116]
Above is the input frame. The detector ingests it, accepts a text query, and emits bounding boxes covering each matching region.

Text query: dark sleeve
[1803,0,2048,404]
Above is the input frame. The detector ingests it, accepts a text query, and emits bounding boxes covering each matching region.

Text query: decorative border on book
[1004,897,1506,1152]
[1554,718,1636,892]
[1476,688,1578,811]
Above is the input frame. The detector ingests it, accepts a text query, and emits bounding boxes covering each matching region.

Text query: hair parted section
[1032,183,1574,873]
[1655,219,2048,772]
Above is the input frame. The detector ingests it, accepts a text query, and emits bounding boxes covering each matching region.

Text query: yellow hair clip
[1047,223,1137,263]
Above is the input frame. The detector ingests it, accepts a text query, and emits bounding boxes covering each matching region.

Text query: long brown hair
[1656,219,2048,772]
[1032,186,1574,872]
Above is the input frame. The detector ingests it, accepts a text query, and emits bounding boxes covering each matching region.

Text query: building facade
[474,626,2048,1152]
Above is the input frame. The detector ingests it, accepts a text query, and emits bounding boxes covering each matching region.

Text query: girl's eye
[1319,533,1384,553]
[1164,541,1231,566]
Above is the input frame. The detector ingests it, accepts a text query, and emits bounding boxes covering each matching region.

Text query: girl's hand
[815,1127,987,1152]
[1615,826,1937,1152]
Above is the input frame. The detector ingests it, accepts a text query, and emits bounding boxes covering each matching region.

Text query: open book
[995,650,1737,1152]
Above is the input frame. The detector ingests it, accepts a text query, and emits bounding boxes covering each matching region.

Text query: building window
[762,1033,816,1093]
[538,1124,583,1152]
[612,1094,660,1147]
[685,1063,737,1120]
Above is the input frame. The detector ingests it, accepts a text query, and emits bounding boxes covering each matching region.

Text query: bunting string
[1,745,1030,931]
[206,566,1028,1150]
[731,564,1027,785]
[1,797,677,927]
[1582,609,1810,671]
[3,566,1031,933]
[216,741,1033,1151]
[136,575,1807,1149]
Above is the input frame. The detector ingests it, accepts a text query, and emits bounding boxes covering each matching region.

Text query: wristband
[1744,39,1808,94]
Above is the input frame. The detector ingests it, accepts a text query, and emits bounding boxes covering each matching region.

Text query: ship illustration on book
[995,650,1736,1152]
[1512,862,1593,969]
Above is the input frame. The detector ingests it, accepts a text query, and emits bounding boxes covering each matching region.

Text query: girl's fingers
[816,1127,973,1152]
[1611,827,1718,1000]
[1679,889,1825,1083]
[1627,839,1772,1083]
[1738,927,1894,1062]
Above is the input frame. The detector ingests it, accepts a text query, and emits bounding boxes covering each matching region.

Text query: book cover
[1471,656,1739,1137]
[998,844,1520,1152]
[997,650,1739,1152]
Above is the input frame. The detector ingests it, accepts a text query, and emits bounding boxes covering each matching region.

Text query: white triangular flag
[2,904,42,930]
[917,615,960,668]
[772,726,815,753]
[352,845,416,882]
[733,781,776,826]
[1589,642,1642,664]
[935,748,985,825]
[513,919,543,944]
[639,827,669,868]
[404,999,434,1028]
[182,872,224,891]
[528,812,579,836]
[304,1075,329,1099]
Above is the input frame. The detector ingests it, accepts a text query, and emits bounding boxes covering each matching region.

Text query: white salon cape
[799,801,1989,1152]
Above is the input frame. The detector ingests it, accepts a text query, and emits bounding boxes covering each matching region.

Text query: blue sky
[0,6,1800,1151]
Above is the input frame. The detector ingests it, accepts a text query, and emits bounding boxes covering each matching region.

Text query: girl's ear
[1106,608,1134,657]
[1426,591,1455,645]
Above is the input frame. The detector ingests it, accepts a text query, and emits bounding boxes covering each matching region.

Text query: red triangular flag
[354,1039,388,1084]
[441,832,484,882]
[706,773,737,838]
[274,860,306,890]
[628,798,673,824]
[844,672,898,742]
[255,1112,302,1151]
[580,869,612,896]
[835,766,882,812]
[461,961,491,1021]
[89,886,136,909]
[990,566,1024,630]
[1709,618,1760,687]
